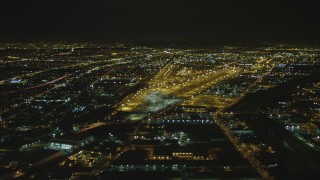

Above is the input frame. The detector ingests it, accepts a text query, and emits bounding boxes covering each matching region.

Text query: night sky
[1,0,320,44]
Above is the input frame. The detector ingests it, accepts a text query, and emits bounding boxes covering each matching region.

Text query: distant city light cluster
[0,43,319,179]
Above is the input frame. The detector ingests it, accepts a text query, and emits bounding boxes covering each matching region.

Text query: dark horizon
[1,0,320,44]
